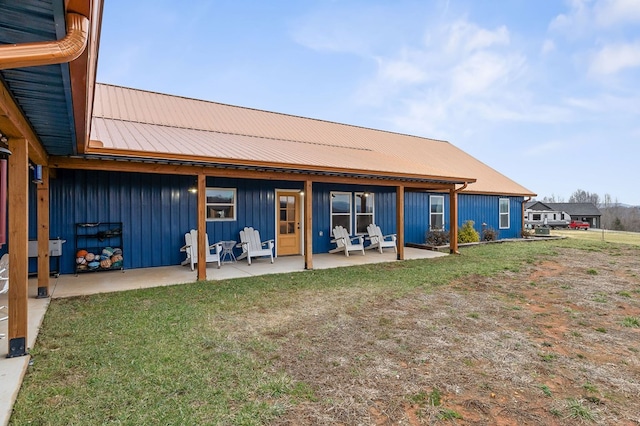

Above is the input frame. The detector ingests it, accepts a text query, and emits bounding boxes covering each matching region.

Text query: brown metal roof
[89,83,535,196]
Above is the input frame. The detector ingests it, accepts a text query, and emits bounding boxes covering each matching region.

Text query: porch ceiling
[0,1,76,156]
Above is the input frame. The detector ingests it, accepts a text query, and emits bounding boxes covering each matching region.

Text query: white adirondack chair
[0,254,8,338]
[366,223,397,254]
[237,227,274,265]
[329,225,365,256]
[180,229,223,270]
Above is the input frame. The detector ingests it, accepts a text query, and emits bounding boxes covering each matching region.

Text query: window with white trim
[430,195,444,230]
[499,198,510,229]
[206,188,236,221]
[331,192,352,234]
[355,192,375,234]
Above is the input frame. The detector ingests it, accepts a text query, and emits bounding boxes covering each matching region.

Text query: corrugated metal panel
[312,183,397,253]
[91,84,536,196]
[0,1,77,156]
[44,172,525,274]
[458,194,523,240]
[50,170,198,273]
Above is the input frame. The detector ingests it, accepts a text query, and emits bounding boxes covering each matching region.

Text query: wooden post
[7,138,29,357]
[396,185,405,260]
[304,180,313,270]
[197,173,206,281]
[37,165,50,298]
[449,187,459,254]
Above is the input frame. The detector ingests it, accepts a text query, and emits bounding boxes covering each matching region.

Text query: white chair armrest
[350,235,364,244]
[210,242,223,254]
[179,244,190,252]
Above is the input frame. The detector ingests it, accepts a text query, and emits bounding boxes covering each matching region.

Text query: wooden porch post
[449,187,459,254]
[197,173,206,281]
[304,180,313,270]
[396,185,405,260]
[37,165,50,298]
[7,138,29,357]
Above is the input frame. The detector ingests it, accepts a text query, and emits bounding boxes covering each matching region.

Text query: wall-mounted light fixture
[0,131,11,159]
[299,190,305,196]
[188,186,197,194]
[32,164,43,184]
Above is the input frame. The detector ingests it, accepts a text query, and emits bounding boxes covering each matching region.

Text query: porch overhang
[51,153,477,189]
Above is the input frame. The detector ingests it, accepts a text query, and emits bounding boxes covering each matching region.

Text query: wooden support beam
[37,166,50,297]
[196,173,206,281]
[304,180,313,270]
[396,185,405,260]
[449,188,459,254]
[49,156,462,191]
[7,138,29,357]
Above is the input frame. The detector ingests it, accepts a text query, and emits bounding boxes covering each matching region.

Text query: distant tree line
[540,189,640,232]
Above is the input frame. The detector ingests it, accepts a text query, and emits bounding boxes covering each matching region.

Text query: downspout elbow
[0,13,89,70]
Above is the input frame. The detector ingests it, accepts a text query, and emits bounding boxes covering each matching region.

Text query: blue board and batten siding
[22,169,523,274]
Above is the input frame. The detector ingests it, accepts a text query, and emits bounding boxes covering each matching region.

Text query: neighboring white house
[525,202,571,228]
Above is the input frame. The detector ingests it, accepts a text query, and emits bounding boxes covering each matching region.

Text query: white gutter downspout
[0,13,89,69]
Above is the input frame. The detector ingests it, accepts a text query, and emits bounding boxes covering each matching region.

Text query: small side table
[220,240,237,263]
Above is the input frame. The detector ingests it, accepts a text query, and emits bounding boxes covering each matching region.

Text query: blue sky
[97,0,640,205]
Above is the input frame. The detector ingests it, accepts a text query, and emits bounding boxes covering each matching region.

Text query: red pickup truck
[569,220,590,230]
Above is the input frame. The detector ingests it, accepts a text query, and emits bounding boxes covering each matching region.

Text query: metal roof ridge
[95,82,453,145]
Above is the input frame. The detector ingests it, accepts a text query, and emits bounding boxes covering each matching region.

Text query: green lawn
[552,228,640,246]
[9,238,640,425]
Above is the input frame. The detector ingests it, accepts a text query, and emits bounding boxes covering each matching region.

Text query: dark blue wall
[30,170,524,274]
[404,192,524,244]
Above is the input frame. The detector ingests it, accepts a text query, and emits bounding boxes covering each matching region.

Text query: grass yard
[10,239,640,425]
[552,228,640,246]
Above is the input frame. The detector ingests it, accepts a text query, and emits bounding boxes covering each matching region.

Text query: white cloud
[445,20,510,54]
[524,141,567,157]
[594,0,640,27]
[450,51,525,98]
[377,52,429,85]
[541,39,556,55]
[551,0,640,34]
[588,41,640,75]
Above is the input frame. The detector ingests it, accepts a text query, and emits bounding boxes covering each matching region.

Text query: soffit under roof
[0,0,76,156]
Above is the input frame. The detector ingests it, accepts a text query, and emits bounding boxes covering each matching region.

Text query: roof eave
[78,148,478,186]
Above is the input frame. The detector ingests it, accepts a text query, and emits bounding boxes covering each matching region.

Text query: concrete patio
[0,247,447,425]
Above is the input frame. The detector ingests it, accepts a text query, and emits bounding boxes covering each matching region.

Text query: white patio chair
[237,227,274,265]
[329,225,365,256]
[180,229,223,271]
[366,223,397,254]
[0,253,8,339]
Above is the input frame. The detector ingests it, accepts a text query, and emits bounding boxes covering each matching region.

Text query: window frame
[429,195,445,230]
[499,198,510,229]
[330,191,352,235]
[354,192,375,235]
[205,187,237,221]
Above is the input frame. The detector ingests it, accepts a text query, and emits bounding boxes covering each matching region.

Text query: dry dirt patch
[216,246,640,425]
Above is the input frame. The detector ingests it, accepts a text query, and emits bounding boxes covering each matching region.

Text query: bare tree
[568,189,600,205]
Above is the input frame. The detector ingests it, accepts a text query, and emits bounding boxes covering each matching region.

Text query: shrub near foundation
[458,220,480,243]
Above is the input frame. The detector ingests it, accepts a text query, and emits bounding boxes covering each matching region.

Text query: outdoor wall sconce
[32,164,43,184]
[0,131,10,159]
[188,186,197,194]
